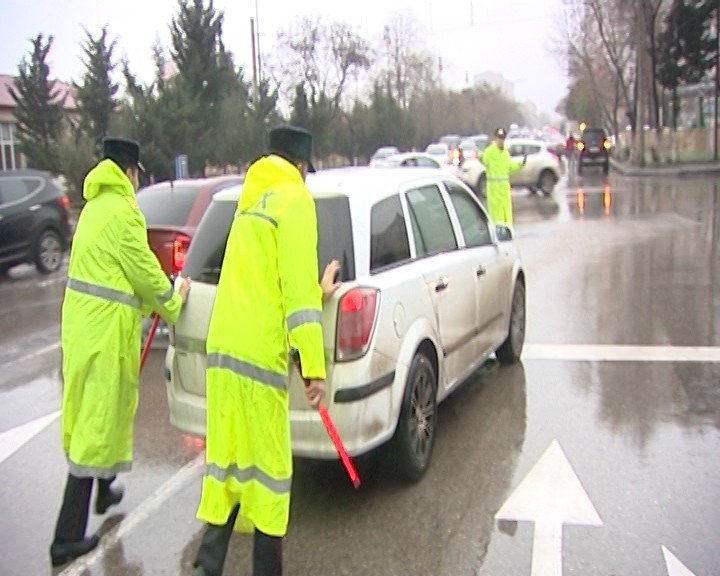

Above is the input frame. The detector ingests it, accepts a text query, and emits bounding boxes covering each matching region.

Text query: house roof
[0,74,78,111]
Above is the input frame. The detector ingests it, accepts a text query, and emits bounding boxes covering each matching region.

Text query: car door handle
[434,277,449,292]
[476,265,486,277]
[28,204,41,212]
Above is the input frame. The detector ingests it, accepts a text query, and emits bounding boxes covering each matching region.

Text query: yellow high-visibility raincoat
[61,159,183,478]
[481,142,525,226]
[196,154,326,537]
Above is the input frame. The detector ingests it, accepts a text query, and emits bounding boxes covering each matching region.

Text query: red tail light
[336,288,379,361]
[173,234,191,275]
[59,196,70,210]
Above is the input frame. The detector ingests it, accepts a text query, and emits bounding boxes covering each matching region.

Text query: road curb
[610,158,720,178]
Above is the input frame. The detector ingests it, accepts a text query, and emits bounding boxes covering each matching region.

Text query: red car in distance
[136,175,244,279]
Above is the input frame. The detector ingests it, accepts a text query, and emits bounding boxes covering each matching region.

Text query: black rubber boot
[194,505,240,576]
[95,476,124,514]
[50,474,97,566]
[50,535,100,567]
[253,529,283,576]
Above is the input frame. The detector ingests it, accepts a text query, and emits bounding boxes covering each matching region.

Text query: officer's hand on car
[321,259,342,300]
[305,379,326,410]
[177,277,192,304]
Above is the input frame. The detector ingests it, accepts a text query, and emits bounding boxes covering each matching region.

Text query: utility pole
[250,18,258,90]
[714,4,719,162]
[255,0,262,83]
[633,3,646,166]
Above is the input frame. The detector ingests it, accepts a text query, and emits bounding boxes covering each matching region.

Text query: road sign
[495,440,603,576]
[175,154,189,179]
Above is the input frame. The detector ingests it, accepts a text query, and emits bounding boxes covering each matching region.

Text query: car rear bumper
[580,151,609,163]
[165,345,398,459]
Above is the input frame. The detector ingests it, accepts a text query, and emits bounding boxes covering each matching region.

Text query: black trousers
[195,505,283,576]
[53,473,115,543]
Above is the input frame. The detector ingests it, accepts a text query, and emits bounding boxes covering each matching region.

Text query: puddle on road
[563,173,720,230]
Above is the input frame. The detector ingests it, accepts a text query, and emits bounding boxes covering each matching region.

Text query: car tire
[391,352,438,482]
[496,280,526,366]
[35,229,64,275]
[538,170,556,196]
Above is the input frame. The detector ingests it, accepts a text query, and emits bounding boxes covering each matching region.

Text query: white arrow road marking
[0,410,61,465]
[495,440,602,576]
[662,546,697,576]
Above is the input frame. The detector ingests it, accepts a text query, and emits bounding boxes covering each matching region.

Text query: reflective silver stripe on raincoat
[205,463,292,495]
[207,353,287,391]
[287,309,322,331]
[67,278,141,309]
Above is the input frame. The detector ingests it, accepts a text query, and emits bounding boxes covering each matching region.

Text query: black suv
[0,170,72,275]
[577,128,611,174]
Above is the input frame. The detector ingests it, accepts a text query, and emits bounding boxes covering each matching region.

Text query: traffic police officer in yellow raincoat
[192,126,341,576]
[481,128,527,227]
[50,137,191,567]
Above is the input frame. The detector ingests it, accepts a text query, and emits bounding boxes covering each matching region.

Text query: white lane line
[59,452,205,576]
[0,410,61,465]
[1,342,61,368]
[523,344,720,363]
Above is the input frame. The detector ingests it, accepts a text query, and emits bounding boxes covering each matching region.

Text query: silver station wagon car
[165,167,526,481]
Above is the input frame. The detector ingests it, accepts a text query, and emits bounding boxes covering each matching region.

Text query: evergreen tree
[74,26,118,153]
[10,34,64,171]
[169,0,239,173]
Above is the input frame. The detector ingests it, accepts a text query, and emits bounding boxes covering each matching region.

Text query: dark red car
[136,175,244,279]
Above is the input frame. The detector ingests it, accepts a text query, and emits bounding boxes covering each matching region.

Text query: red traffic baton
[315,399,361,489]
[140,314,162,375]
[292,348,360,489]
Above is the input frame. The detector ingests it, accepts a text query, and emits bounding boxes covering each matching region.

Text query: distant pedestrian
[481,128,527,227]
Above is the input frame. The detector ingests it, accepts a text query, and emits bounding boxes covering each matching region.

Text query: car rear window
[426,145,447,155]
[184,196,356,285]
[136,183,199,227]
[583,130,606,144]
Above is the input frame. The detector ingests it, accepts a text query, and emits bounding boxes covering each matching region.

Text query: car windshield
[582,130,606,144]
[373,147,398,159]
[184,195,356,285]
[426,145,447,155]
[136,183,199,227]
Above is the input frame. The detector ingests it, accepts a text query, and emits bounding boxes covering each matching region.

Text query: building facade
[0,74,78,171]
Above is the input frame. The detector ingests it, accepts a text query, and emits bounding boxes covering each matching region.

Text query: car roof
[505,138,547,147]
[213,166,449,205]
[138,174,243,194]
[385,152,439,161]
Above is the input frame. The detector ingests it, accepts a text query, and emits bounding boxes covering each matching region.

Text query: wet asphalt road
[0,171,718,576]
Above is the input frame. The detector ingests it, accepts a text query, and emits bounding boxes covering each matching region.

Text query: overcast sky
[1,0,569,115]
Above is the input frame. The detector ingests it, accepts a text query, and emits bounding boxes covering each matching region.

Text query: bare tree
[378,12,439,109]
[273,18,371,117]
[551,0,636,135]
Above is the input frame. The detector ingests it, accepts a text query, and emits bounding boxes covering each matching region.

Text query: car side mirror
[496,225,513,242]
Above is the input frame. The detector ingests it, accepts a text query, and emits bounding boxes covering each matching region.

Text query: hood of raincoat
[83,158,135,202]
[239,155,303,211]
